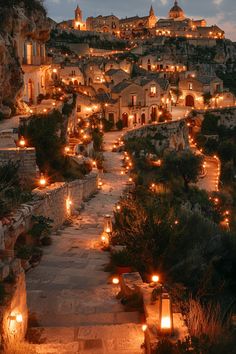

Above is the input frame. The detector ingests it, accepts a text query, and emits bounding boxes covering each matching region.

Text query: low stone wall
[0,147,37,186]
[0,171,98,256]
[32,172,98,229]
[124,119,189,152]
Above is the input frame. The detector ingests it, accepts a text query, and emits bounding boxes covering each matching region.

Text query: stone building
[139,55,186,74]
[104,76,170,128]
[119,6,157,38]
[17,21,53,105]
[57,4,86,30]
[155,0,224,40]
[179,75,224,108]
[86,15,120,35]
[59,65,84,86]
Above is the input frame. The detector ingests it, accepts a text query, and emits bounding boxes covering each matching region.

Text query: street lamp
[38,173,47,188]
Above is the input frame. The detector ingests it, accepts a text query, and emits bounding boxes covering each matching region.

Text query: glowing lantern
[152,275,159,284]
[142,324,147,332]
[8,312,23,323]
[64,146,70,154]
[116,204,121,212]
[39,173,47,188]
[18,136,26,148]
[160,293,173,334]
[98,178,103,189]
[112,277,119,285]
[92,160,97,168]
[104,214,112,234]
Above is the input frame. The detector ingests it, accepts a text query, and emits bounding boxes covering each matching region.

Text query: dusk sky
[45,0,236,41]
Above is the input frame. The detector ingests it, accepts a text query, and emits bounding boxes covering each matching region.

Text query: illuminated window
[131,94,137,106]
[150,85,157,96]
[189,82,193,90]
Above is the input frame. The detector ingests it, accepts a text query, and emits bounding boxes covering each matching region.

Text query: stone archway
[122,113,128,128]
[185,95,195,107]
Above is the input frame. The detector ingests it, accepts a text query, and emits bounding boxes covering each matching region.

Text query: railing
[22,56,52,66]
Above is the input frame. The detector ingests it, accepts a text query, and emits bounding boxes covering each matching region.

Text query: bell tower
[148,5,157,28]
[75,4,82,23]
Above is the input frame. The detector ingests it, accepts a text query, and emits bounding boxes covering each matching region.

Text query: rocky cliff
[0,0,50,117]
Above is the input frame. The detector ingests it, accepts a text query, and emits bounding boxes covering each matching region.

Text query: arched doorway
[74,80,78,86]
[141,113,146,125]
[151,106,157,121]
[122,113,128,128]
[185,95,195,107]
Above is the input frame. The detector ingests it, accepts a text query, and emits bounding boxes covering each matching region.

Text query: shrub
[41,236,52,246]
[29,216,53,240]
[16,245,32,260]
[116,119,123,131]
[111,249,131,267]
[102,118,114,132]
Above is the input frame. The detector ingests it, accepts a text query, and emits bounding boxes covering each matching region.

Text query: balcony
[22,56,52,66]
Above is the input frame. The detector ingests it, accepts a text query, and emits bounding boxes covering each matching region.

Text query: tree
[202,92,212,106]
[161,150,203,191]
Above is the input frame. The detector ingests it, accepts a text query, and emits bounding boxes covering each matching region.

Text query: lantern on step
[38,173,47,188]
[18,136,26,148]
[159,292,173,334]
[104,214,112,234]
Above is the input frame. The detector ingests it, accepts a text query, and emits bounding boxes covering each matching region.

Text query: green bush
[29,216,53,240]
[16,245,32,260]
[102,118,114,132]
[111,249,131,267]
[41,236,52,246]
[116,119,123,131]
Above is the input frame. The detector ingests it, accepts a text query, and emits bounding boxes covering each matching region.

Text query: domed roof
[169,1,185,19]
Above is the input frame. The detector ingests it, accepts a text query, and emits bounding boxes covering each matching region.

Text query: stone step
[29,310,141,327]
[29,324,144,354]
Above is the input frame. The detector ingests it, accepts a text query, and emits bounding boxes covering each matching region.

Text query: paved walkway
[197,155,220,192]
[26,131,143,354]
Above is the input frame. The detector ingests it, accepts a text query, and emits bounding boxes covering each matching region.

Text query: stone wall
[0,147,37,186]
[32,172,98,229]
[0,171,98,257]
[124,119,189,152]
[0,272,28,350]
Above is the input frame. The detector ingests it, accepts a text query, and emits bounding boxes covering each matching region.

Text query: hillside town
[0,0,236,353]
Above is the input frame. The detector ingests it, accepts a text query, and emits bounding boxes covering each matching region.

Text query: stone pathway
[26,131,143,353]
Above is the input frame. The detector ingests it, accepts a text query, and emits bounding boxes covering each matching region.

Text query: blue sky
[45,0,236,41]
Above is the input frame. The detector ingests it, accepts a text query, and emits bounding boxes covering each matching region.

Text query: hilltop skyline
[45,0,236,41]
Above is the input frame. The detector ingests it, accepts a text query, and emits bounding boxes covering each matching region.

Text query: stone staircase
[25,132,144,353]
[28,324,144,354]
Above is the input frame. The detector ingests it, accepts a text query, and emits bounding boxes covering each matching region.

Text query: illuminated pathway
[26,131,143,354]
[197,155,220,192]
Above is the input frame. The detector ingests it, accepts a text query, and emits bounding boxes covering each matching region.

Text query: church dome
[169,1,185,19]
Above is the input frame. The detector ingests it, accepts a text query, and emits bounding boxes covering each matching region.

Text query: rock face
[0,1,50,117]
[125,119,189,152]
